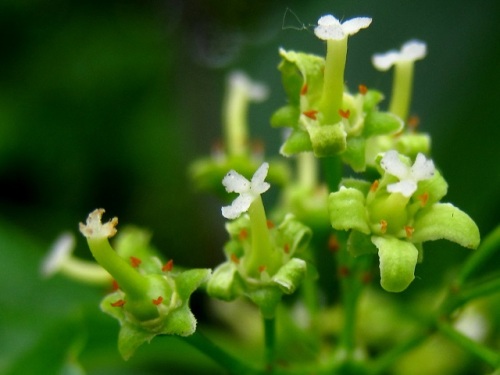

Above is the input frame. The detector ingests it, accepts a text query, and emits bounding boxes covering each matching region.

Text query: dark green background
[0,1,499,374]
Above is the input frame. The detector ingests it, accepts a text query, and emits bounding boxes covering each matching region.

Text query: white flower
[79,208,118,239]
[314,14,372,41]
[372,40,427,71]
[228,71,268,102]
[41,232,75,277]
[221,162,270,219]
[380,150,435,197]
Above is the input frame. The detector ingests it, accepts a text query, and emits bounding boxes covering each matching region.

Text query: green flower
[79,209,210,359]
[329,151,480,292]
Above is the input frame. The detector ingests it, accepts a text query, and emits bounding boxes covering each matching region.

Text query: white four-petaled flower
[372,40,427,71]
[314,14,372,41]
[380,150,435,197]
[221,162,270,219]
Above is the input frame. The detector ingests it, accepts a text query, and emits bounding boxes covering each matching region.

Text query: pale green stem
[389,60,414,121]
[223,79,250,156]
[320,37,348,125]
[245,196,274,275]
[263,316,276,371]
[59,258,111,285]
[297,152,318,189]
[86,238,149,299]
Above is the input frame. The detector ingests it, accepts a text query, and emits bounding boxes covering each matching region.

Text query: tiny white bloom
[41,232,75,277]
[221,162,270,219]
[79,208,118,239]
[372,40,427,71]
[314,14,372,41]
[228,71,268,102]
[380,150,435,197]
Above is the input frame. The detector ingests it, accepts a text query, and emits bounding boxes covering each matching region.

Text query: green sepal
[114,227,162,273]
[246,285,283,319]
[206,263,241,301]
[412,203,480,249]
[117,321,155,361]
[363,111,404,138]
[271,105,300,128]
[362,89,385,112]
[329,187,371,234]
[413,169,448,206]
[341,136,366,172]
[372,236,419,293]
[394,133,431,159]
[271,258,307,294]
[340,178,371,196]
[278,214,312,255]
[280,129,313,156]
[175,268,212,301]
[306,122,347,157]
[348,231,377,257]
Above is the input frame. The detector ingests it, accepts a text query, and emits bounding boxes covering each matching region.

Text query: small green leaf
[412,203,480,249]
[272,258,307,294]
[363,111,403,137]
[280,129,313,156]
[372,236,419,293]
[329,188,371,234]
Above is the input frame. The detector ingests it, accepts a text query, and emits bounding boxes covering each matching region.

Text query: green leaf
[329,188,371,234]
[272,258,307,294]
[280,129,313,156]
[372,236,419,293]
[362,89,385,111]
[363,111,403,137]
[412,203,480,249]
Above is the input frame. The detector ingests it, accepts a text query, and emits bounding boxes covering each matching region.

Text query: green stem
[320,38,347,125]
[437,321,500,368]
[245,196,274,275]
[443,277,500,314]
[60,257,111,285]
[181,331,260,375]
[224,75,250,156]
[456,225,500,286]
[297,152,318,190]
[322,156,342,192]
[389,60,414,120]
[263,317,276,372]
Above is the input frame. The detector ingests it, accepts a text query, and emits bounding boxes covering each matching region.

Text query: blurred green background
[1,0,499,374]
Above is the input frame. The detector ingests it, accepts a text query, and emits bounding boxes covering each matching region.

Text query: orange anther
[405,226,415,238]
[338,109,351,119]
[230,253,240,264]
[361,272,372,284]
[370,180,379,192]
[418,192,429,207]
[328,234,340,252]
[301,83,308,96]
[238,228,248,241]
[358,84,368,95]
[152,296,163,306]
[303,110,319,120]
[380,220,388,234]
[266,220,275,229]
[162,259,174,272]
[111,279,120,291]
[338,266,350,278]
[130,256,142,268]
[258,265,267,273]
[111,299,126,307]
[284,243,290,254]
[407,115,420,130]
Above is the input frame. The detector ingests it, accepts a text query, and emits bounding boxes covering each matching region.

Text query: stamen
[380,220,388,234]
[238,228,248,241]
[303,110,319,120]
[418,192,429,207]
[405,226,415,238]
[230,253,240,264]
[370,180,379,192]
[358,84,368,95]
[284,243,290,254]
[111,279,120,291]
[301,83,308,96]
[328,234,340,252]
[338,266,350,278]
[258,265,267,273]
[361,272,373,284]
[407,115,420,130]
[338,109,351,119]
[130,256,142,268]
[111,299,126,307]
[162,259,174,272]
[152,296,163,306]
[266,220,275,229]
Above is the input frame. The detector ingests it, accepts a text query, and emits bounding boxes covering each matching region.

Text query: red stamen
[418,192,429,207]
[239,228,248,241]
[266,220,275,229]
[338,266,350,278]
[252,139,264,155]
[300,83,308,96]
[380,220,388,234]
[230,253,240,264]
[361,272,372,284]
[328,234,340,252]
[405,226,415,238]
[258,265,267,273]
[111,279,120,291]
[338,109,351,119]
[358,84,368,95]
[111,299,126,307]
[152,296,163,306]
[370,180,379,192]
[303,110,319,120]
[284,243,290,254]
[130,256,142,268]
[162,259,174,272]
[407,115,420,130]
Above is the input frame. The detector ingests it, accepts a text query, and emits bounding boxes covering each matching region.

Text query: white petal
[317,14,341,26]
[314,14,344,40]
[372,51,399,71]
[228,71,268,102]
[41,232,75,277]
[411,153,435,181]
[221,194,253,219]
[341,17,372,36]
[251,162,270,194]
[401,40,427,61]
[222,170,250,193]
[380,150,410,179]
[387,180,417,197]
